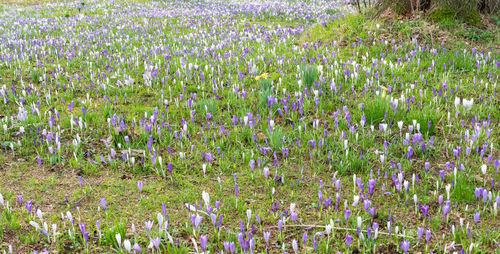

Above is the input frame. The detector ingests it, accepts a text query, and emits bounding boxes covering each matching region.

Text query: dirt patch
[377,243,398,253]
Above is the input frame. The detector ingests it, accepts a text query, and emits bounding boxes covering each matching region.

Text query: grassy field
[0,0,498,253]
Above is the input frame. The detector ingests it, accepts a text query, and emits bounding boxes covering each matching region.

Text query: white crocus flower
[353,195,360,207]
[124,239,131,253]
[202,191,210,207]
[463,98,474,110]
[29,221,41,231]
[481,164,487,176]
[292,239,298,253]
[116,233,122,249]
[246,209,252,225]
[454,97,460,108]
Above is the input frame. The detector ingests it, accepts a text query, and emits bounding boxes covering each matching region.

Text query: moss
[429,6,454,22]
[429,5,481,25]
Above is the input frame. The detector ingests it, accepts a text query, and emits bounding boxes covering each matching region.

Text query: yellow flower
[255,73,268,81]
[380,86,388,98]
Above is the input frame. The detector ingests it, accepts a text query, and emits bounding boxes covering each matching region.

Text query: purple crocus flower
[162,204,167,217]
[249,159,255,173]
[473,212,480,225]
[100,198,106,211]
[79,223,89,243]
[475,188,483,201]
[407,146,413,159]
[230,242,236,253]
[17,195,23,206]
[417,227,424,244]
[200,235,208,251]
[401,240,410,253]
[210,213,217,227]
[368,179,377,197]
[422,204,429,218]
[264,231,271,245]
[191,214,202,229]
[218,214,223,230]
[26,200,33,213]
[132,243,141,253]
[442,201,451,218]
[263,167,269,179]
[345,209,351,223]
[137,181,143,193]
[346,234,353,248]
[313,237,318,252]
[145,221,154,233]
[168,163,173,175]
[152,237,160,250]
[364,199,371,211]
[237,233,245,250]
[83,230,90,244]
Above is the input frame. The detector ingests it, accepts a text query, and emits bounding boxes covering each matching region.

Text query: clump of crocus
[400,239,410,253]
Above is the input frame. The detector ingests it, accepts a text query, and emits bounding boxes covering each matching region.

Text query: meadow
[0,0,498,253]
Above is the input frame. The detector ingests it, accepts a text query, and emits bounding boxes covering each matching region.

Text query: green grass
[299,13,375,44]
[0,1,498,253]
